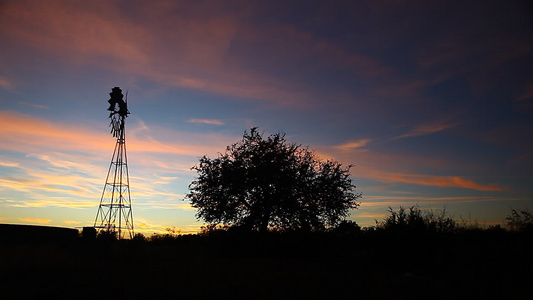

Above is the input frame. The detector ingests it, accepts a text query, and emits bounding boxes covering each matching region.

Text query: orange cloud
[0,111,228,157]
[355,165,508,192]
[135,218,200,235]
[0,111,109,154]
[19,218,51,225]
[335,139,372,151]
[0,111,241,210]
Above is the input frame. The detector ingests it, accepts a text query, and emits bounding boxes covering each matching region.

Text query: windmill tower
[94,87,134,239]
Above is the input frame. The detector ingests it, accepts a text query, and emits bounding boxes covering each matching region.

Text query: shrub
[377,206,457,233]
[506,208,533,232]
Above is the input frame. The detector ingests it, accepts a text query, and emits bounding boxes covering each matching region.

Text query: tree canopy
[186,128,361,232]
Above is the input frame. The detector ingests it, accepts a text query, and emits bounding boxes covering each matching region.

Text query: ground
[0,230,531,299]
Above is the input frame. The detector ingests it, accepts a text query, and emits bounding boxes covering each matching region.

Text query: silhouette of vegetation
[132,232,147,242]
[375,206,457,233]
[96,228,118,241]
[330,220,361,235]
[187,127,361,232]
[506,208,533,232]
[81,226,96,240]
[1,207,531,299]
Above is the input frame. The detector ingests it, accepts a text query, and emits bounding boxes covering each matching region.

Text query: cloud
[0,111,239,210]
[19,218,51,224]
[0,76,13,90]
[0,111,110,154]
[18,101,49,109]
[353,211,388,219]
[0,161,19,167]
[7,198,97,209]
[64,220,81,226]
[335,139,371,151]
[355,166,508,192]
[135,218,200,235]
[188,119,224,125]
[396,122,459,139]
[0,1,149,65]
[0,0,387,109]
[0,111,229,157]
[361,195,528,205]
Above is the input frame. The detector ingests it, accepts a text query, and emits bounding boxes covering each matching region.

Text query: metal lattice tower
[94,87,134,239]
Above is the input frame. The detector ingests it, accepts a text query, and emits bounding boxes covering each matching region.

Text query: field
[1,226,531,299]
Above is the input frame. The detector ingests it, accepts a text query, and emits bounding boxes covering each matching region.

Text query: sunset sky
[1,0,531,234]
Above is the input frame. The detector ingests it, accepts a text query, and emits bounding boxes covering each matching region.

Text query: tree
[186,128,361,232]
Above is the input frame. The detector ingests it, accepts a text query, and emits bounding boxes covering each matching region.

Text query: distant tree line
[128,206,531,244]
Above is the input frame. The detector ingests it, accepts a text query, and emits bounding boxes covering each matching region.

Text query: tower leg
[94,118,134,239]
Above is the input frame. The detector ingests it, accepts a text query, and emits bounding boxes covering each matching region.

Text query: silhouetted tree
[187,128,361,232]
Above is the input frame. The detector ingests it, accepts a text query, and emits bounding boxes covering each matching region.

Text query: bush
[331,220,361,235]
[377,206,457,233]
[96,229,117,241]
[506,208,533,232]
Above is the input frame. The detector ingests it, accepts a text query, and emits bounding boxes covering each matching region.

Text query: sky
[0,0,531,235]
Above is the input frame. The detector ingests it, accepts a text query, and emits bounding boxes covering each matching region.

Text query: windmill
[94,87,134,239]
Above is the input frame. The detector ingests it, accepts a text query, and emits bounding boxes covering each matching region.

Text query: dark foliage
[330,220,361,236]
[1,207,532,299]
[1,220,531,300]
[506,208,533,232]
[186,128,361,232]
[96,228,118,241]
[376,206,457,234]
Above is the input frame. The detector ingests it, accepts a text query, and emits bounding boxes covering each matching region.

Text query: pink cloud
[18,101,49,109]
[0,111,227,157]
[335,139,372,151]
[0,111,110,154]
[0,1,149,64]
[0,1,387,109]
[321,143,508,192]
[396,121,460,139]
[188,119,224,125]
[355,165,509,192]
[0,76,14,90]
